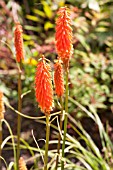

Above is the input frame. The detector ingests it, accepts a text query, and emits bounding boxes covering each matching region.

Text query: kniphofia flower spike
[35,55,53,115]
[54,59,64,97]
[55,7,73,68]
[0,91,5,120]
[14,22,24,62]
[19,157,27,170]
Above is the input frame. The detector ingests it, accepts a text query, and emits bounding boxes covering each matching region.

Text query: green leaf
[98,21,110,27]
[96,27,108,32]
[101,72,109,80]
[41,1,52,18]
[26,15,39,22]
[76,34,90,51]
[44,21,54,30]
[32,9,46,18]
[23,34,32,40]
[24,25,41,32]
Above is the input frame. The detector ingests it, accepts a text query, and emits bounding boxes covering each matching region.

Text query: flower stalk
[55,97,63,170]
[55,6,73,169]
[61,69,69,170]
[44,115,50,170]
[17,61,22,169]
[14,22,24,168]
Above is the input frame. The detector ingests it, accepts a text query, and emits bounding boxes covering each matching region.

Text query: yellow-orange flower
[54,59,64,97]
[55,7,73,67]
[35,56,53,114]
[19,157,27,170]
[14,22,24,62]
[0,91,5,120]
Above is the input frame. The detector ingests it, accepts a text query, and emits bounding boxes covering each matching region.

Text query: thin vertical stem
[17,62,22,169]
[55,97,63,170]
[0,121,2,169]
[61,69,69,170]
[44,115,50,170]
[3,119,17,170]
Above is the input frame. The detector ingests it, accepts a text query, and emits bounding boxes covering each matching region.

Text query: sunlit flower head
[55,7,73,68]
[0,91,5,120]
[14,22,24,62]
[19,157,27,170]
[35,55,54,115]
[54,59,64,97]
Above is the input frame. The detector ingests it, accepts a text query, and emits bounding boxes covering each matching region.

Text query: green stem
[61,69,69,170]
[44,115,50,170]
[0,121,2,169]
[2,119,17,170]
[55,97,63,170]
[17,62,22,169]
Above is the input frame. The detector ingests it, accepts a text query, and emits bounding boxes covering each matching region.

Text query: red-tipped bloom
[0,91,5,120]
[55,7,73,66]
[54,59,64,97]
[19,157,27,170]
[14,22,24,62]
[35,56,53,114]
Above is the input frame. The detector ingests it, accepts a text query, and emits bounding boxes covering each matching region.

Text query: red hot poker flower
[55,7,73,67]
[14,22,24,62]
[35,56,53,115]
[54,59,64,97]
[0,91,5,120]
[19,157,27,170]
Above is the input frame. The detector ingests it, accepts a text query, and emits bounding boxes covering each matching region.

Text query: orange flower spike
[54,60,65,97]
[19,157,27,170]
[35,56,53,115]
[55,7,73,67]
[0,91,5,120]
[14,22,24,62]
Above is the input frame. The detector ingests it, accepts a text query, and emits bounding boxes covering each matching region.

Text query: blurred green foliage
[69,0,113,116]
